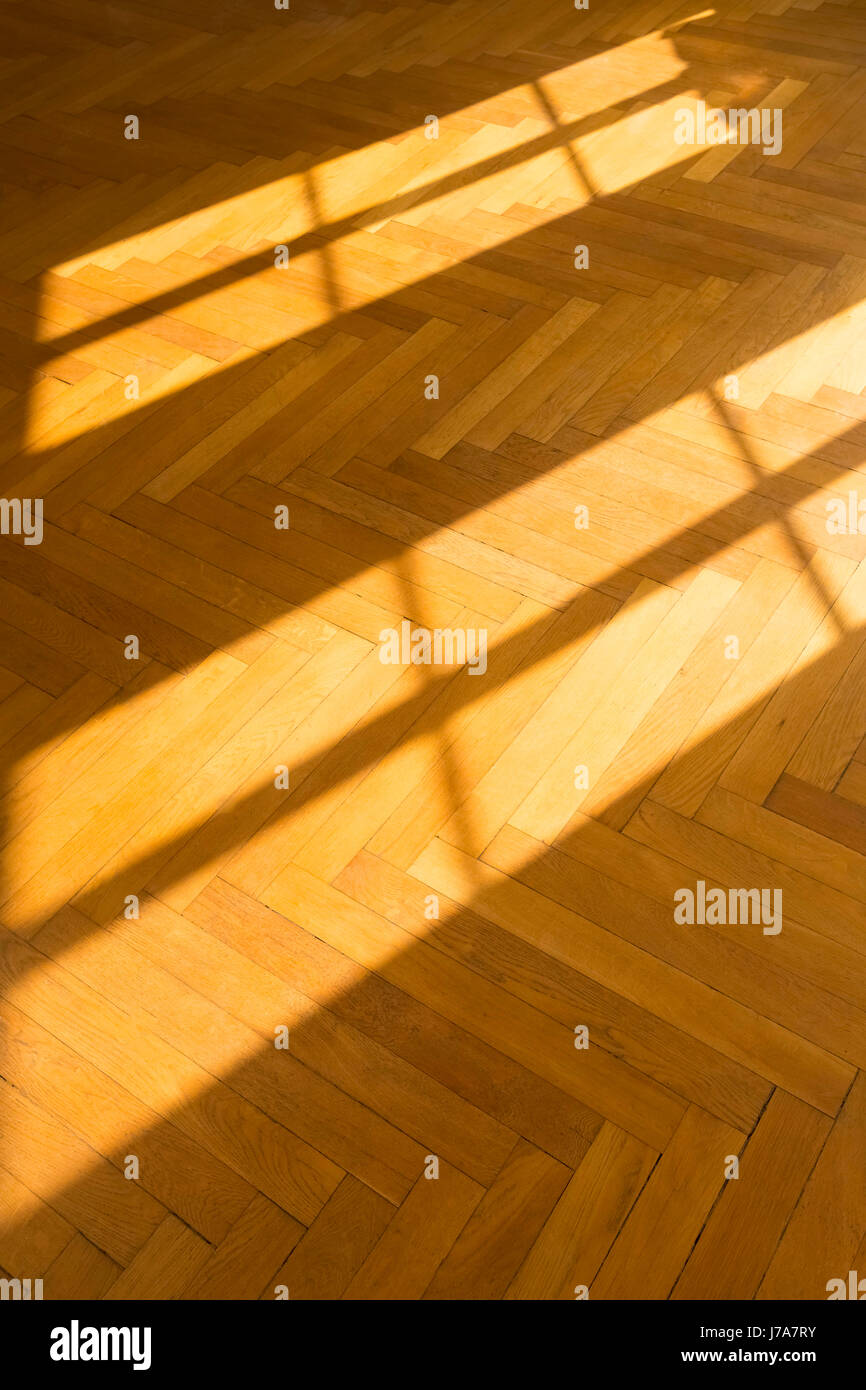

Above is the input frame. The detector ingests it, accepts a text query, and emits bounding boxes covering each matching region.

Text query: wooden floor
[1,0,866,1302]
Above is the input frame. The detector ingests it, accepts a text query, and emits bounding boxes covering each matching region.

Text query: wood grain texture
[1,0,865,1302]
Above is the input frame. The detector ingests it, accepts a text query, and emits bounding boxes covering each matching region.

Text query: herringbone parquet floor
[1,0,866,1301]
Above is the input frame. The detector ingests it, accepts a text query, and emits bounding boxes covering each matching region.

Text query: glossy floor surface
[1,0,866,1299]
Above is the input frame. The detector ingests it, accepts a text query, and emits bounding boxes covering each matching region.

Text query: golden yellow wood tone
[1,0,866,1301]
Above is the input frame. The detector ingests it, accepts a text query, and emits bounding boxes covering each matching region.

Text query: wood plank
[673,1090,830,1299]
[506,1124,655,1301]
[3,0,866,1303]
[104,1216,212,1301]
[181,1196,305,1301]
[759,1070,866,1299]
[344,1165,483,1300]
[269,1177,395,1301]
[592,1106,745,1299]
[422,1140,570,1300]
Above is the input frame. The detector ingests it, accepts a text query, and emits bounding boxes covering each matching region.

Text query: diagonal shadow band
[6,137,845,508]
[1,394,864,937]
[0,0,760,278]
[14,68,721,374]
[0,614,865,1295]
[1,163,863,734]
[3,0,866,1299]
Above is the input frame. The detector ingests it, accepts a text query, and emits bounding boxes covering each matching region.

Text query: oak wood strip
[592,1106,745,1300]
[344,1165,483,1300]
[0,1165,75,1277]
[181,1195,305,1301]
[42,1235,121,1301]
[766,772,866,860]
[759,1071,866,1299]
[506,1123,656,1301]
[104,1215,212,1301]
[422,1140,570,1300]
[673,1090,830,1299]
[269,1176,395,1302]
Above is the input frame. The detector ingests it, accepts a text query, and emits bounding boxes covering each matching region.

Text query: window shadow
[2,0,866,1299]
